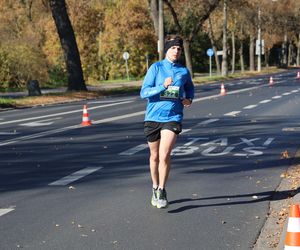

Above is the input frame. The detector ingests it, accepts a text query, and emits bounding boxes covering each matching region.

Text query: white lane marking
[282,127,300,132]
[291,90,299,93]
[272,96,282,99]
[0,101,133,126]
[259,100,271,103]
[0,132,20,135]
[119,144,148,156]
[49,167,102,186]
[263,138,275,146]
[89,98,134,104]
[92,111,144,124]
[198,119,219,125]
[282,92,292,96]
[243,105,257,109]
[224,111,241,116]
[181,129,191,134]
[0,208,15,217]
[0,124,81,146]
[20,117,61,127]
[193,85,262,103]
[0,110,145,147]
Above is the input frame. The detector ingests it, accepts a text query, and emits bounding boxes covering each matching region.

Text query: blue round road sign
[206,48,214,57]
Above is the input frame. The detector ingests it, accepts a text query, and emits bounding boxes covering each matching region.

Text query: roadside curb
[253,149,300,249]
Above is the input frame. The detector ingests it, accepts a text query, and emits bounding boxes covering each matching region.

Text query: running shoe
[156,188,168,208]
[151,188,158,207]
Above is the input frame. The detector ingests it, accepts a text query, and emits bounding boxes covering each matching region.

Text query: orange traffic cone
[284,204,300,249]
[220,83,226,96]
[269,76,274,86]
[81,104,92,126]
[297,72,300,79]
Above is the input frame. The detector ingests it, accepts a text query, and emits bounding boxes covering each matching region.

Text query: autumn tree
[99,0,156,80]
[161,0,221,76]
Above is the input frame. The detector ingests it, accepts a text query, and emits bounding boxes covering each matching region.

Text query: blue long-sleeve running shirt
[140,59,194,122]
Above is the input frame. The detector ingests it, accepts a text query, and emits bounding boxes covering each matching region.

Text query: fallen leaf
[281,150,289,159]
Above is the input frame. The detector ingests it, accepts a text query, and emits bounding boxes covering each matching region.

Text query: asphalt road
[1,70,300,249]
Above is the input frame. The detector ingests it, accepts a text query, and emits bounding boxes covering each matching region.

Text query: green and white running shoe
[156,188,168,209]
[151,188,158,207]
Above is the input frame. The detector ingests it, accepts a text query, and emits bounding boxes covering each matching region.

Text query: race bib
[160,86,180,100]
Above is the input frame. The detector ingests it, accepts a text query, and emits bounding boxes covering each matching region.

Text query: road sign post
[206,48,214,77]
[123,52,130,81]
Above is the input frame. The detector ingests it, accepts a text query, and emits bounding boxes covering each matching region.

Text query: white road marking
[198,119,219,125]
[0,110,145,147]
[263,138,275,146]
[0,124,81,146]
[224,111,241,116]
[0,100,133,126]
[20,117,61,127]
[0,208,15,217]
[291,90,299,93]
[92,111,144,125]
[282,127,300,132]
[259,100,271,103]
[0,132,20,135]
[193,85,262,103]
[272,96,282,99]
[282,92,292,96]
[119,144,148,156]
[243,105,257,109]
[49,167,102,186]
[181,129,191,134]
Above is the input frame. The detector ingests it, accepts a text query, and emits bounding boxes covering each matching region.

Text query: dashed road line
[282,127,300,132]
[259,100,272,104]
[49,167,102,186]
[243,105,257,109]
[0,132,20,135]
[272,96,282,99]
[0,208,15,217]
[198,119,219,125]
[119,144,148,156]
[224,111,241,117]
[0,100,133,126]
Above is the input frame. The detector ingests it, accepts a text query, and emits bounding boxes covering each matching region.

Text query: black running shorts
[144,121,182,142]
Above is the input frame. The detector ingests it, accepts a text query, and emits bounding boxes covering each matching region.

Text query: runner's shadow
[167,187,300,214]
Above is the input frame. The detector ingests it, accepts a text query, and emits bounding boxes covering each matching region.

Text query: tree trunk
[49,0,87,91]
[264,48,269,69]
[183,39,193,77]
[249,34,255,71]
[158,0,164,60]
[221,0,228,77]
[282,32,288,68]
[149,0,159,37]
[231,31,235,74]
[239,40,245,73]
[288,42,292,67]
[208,17,220,75]
[297,33,300,66]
